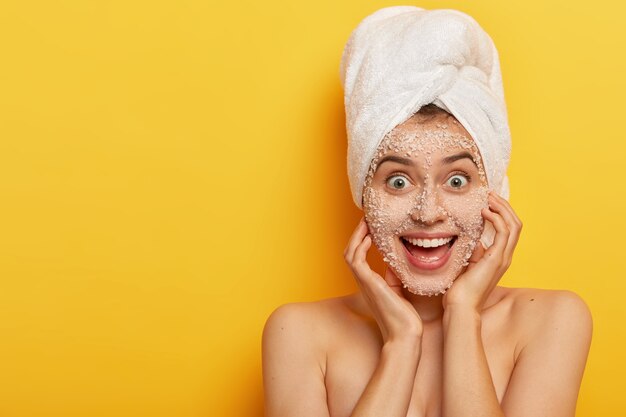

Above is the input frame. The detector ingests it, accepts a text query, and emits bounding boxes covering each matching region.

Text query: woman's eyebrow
[377,155,415,168]
[441,151,477,167]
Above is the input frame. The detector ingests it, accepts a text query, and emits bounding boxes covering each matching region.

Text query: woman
[262,6,592,417]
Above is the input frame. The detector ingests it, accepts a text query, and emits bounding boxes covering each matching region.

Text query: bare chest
[323,319,516,417]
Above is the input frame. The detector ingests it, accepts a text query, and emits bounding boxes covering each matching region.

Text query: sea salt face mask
[362,114,489,296]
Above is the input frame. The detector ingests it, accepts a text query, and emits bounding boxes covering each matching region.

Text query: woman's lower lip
[402,240,454,270]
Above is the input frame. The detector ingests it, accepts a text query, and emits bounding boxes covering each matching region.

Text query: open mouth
[400,235,457,269]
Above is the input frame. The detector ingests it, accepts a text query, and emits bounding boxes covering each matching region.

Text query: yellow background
[0,0,623,416]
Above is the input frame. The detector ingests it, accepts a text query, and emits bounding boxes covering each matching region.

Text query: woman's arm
[441,192,592,417]
[345,219,425,417]
[440,290,592,417]
[442,305,505,417]
[349,322,422,417]
[441,191,517,417]
[500,290,592,417]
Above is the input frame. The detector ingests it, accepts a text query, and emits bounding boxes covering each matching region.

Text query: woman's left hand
[442,191,523,312]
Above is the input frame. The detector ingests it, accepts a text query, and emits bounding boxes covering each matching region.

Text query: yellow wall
[0,0,623,415]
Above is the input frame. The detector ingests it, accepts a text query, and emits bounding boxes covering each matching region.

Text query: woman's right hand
[344,217,423,346]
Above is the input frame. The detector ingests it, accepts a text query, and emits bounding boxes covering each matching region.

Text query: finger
[488,194,521,239]
[468,240,485,264]
[353,235,397,292]
[481,207,509,262]
[488,194,522,262]
[490,192,523,229]
[348,234,377,297]
[344,217,369,263]
[383,267,404,296]
[489,193,523,261]
[351,234,377,284]
[351,236,396,303]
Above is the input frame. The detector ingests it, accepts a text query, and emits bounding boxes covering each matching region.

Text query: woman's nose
[410,187,446,224]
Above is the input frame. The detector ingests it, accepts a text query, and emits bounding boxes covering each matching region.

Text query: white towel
[339,6,512,247]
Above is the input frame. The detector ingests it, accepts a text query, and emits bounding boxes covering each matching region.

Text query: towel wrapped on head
[339,6,512,247]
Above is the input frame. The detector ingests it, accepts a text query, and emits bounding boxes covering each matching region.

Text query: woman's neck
[402,289,445,323]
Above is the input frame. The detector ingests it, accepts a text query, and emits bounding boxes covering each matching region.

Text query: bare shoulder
[496,286,593,355]
[496,287,593,415]
[263,294,364,351]
[262,294,365,417]
[505,286,592,322]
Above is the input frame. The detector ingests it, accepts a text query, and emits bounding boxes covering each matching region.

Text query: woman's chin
[392,263,459,296]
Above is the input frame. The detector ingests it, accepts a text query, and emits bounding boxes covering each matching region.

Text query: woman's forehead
[377,128,481,160]
[374,146,482,173]
[367,124,486,178]
[365,112,487,180]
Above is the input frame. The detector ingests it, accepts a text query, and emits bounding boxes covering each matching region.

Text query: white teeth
[402,236,453,248]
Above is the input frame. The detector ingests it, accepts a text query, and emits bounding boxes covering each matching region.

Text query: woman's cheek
[363,186,413,255]
[443,186,489,236]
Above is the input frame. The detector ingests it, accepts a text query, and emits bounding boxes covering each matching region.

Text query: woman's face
[362,112,489,296]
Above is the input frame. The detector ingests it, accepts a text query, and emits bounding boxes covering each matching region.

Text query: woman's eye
[386,175,410,190]
[446,174,469,188]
